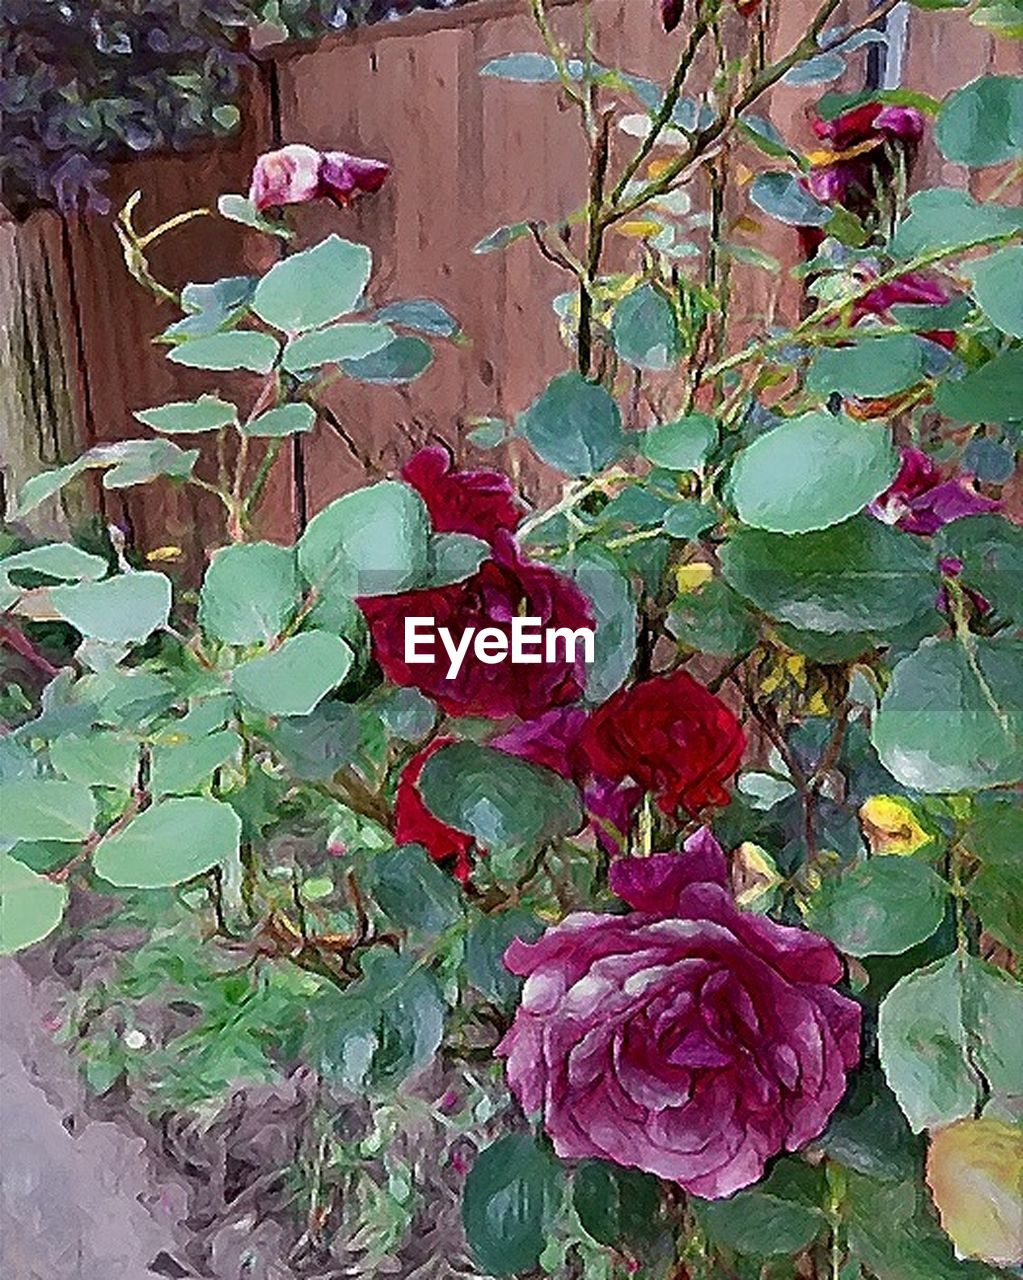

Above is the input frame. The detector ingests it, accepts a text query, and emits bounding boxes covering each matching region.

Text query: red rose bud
[580,669,745,817]
[248,144,390,212]
[402,446,523,545]
[660,0,685,31]
[319,150,391,206]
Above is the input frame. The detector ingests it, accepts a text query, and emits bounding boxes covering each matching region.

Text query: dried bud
[660,0,685,32]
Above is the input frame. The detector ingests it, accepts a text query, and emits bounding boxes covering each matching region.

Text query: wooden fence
[1,0,1019,567]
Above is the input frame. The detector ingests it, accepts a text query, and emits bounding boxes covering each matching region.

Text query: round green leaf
[50,733,138,791]
[720,517,938,635]
[419,742,583,855]
[298,479,430,599]
[938,515,1023,626]
[0,855,68,954]
[133,396,237,434]
[731,411,898,534]
[232,631,353,717]
[93,796,241,888]
[642,414,718,471]
[282,322,393,372]
[518,372,624,477]
[252,235,372,332]
[426,533,490,586]
[878,953,1023,1132]
[199,542,298,645]
[167,331,280,373]
[241,403,316,437]
[937,75,1023,167]
[465,909,544,1006]
[872,636,1023,793]
[341,335,434,384]
[96,438,199,489]
[612,283,681,370]
[750,172,831,226]
[49,572,171,644]
[374,298,459,337]
[573,1160,662,1248]
[696,1163,826,1258]
[0,779,97,843]
[806,336,927,399]
[462,1134,564,1277]
[935,348,1023,425]
[807,858,948,957]
[889,188,1023,259]
[967,245,1023,337]
[1,543,107,583]
[150,730,243,797]
[369,844,462,934]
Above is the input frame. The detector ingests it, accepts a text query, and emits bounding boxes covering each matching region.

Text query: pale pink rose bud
[248,143,322,212]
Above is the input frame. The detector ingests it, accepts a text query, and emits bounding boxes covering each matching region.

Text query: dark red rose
[319,151,390,205]
[869,447,999,536]
[498,828,861,1198]
[660,0,685,31]
[359,532,594,720]
[395,738,475,882]
[402,447,523,544]
[580,670,745,817]
[851,270,956,350]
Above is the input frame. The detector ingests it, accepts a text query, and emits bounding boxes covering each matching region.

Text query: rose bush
[1,0,1021,1277]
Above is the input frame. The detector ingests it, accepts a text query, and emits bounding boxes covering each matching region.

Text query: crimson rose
[360,531,593,719]
[580,669,745,816]
[497,829,861,1198]
[402,446,523,544]
[395,738,475,882]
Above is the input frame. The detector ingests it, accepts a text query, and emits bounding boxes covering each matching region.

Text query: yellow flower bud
[675,562,714,594]
[859,795,931,856]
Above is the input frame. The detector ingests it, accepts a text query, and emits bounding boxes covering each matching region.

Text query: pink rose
[869,448,999,536]
[498,829,862,1198]
[249,144,390,212]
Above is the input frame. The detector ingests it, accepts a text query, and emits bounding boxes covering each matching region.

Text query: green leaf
[938,515,1023,626]
[966,245,1023,336]
[936,74,1023,167]
[730,411,898,534]
[696,1162,826,1258]
[162,275,258,340]
[611,283,681,370]
[50,733,138,791]
[750,172,831,226]
[1,543,107,583]
[890,188,1023,258]
[878,952,1023,1132]
[465,909,544,1006]
[9,462,87,518]
[965,800,1023,950]
[807,858,948,957]
[240,403,316,437]
[232,631,353,717]
[93,796,241,888]
[282,322,393,372]
[298,480,430,599]
[0,855,68,954]
[473,221,532,254]
[368,845,462,933]
[341,335,434,384]
[573,1160,662,1248]
[150,730,243,797]
[217,193,293,238]
[570,549,636,703]
[317,948,445,1092]
[167,331,280,373]
[96,439,199,489]
[806,336,927,399]
[720,517,938,635]
[199,542,298,645]
[480,52,566,82]
[462,1133,564,1277]
[133,396,237,434]
[375,299,460,337]
[667,578,759,657]
[418,742,582,856]
[252,235,372,332]
[426,533,490,586]
[872,637,1023,793]
[935,348,1023,425]
[518,372,624,476]
[845,1170,1000,1280]
[642,414,718,471]
[0,779,96,842]
[49,572,171,644]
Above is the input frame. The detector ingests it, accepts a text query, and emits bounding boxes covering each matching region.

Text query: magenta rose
[869,447,999,536]
[359,531,593,719]
[249,144,389,212]
[497,829,861,1199]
